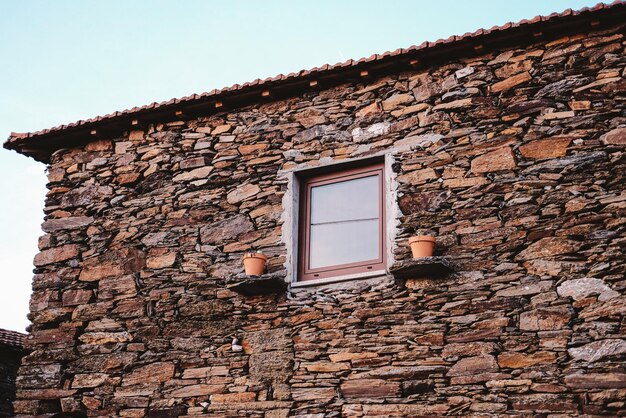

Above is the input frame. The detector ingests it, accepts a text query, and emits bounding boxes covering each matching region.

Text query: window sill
[290,270,388,288]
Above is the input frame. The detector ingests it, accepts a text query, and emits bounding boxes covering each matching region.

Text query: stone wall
[14,21,626,417]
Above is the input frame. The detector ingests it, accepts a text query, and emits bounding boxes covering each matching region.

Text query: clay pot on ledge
[242,251,267,276]
[409,233,436,258]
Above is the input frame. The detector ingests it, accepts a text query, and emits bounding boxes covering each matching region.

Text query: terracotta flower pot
[409,236,436,258]
[243,252,267,276]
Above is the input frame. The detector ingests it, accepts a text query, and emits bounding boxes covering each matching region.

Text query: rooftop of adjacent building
[0,328,26,349]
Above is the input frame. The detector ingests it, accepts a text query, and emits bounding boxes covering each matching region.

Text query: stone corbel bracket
[226,271,288,296]
[389,257,455,282]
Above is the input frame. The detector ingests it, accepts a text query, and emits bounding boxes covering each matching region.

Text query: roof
[0,328,26,349]
[5,1,626,163]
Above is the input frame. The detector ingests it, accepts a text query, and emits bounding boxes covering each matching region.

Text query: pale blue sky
[0,0,599,331]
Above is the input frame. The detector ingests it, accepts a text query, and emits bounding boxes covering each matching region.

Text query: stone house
[4,2,626,417]
[0,329,26,417]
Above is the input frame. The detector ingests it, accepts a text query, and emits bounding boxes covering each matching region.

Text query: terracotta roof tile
[5,1,625,161]
[0,328,26,348]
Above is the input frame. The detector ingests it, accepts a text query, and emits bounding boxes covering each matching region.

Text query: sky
[0,0,601,332]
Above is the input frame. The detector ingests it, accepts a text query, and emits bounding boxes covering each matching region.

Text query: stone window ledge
[226,271,287,296]
[290,269,387,288]
[389,256,454,281]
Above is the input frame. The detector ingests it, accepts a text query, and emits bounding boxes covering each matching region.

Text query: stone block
[490,71,532,92]
[519,306,572,331]
[34,244,81,266]
[123,363,175,386]
[42,216,94,232]
[568,339,626,362]
[341,379,400,398]
[447,355,498,377]
[519,137,572,159]
[497,351,556,368]
[80,248,145,281]
[600,127,626,145]
[471,146,517,174]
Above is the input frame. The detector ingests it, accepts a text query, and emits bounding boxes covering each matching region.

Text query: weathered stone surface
[296,109,328,128]
[199,214,254,245]
[517,237,579,261]
[565,373,626,389]
[351,122,390,142]
[509,394,577,412]
[98,275,137,300]
[123,363,175,386]
[42,216,94,232]
[79,248,145,281]
[62,289,93,306]
[146,252,177,269]
[432,98,473,111]
[116,172,141,185]
[72,373,109,388]
[341,379,400,398]
[447,355,498,377]
[494,280,552,297]
[343,403,449,416]
[243,328,289,354]
[535,76,592,97]
[79,331,132,345]
[293,125,329,143]
[210,392,257,403]
[523,259,584,276]
[351,365,447,380]
[291,387,335,402]
[600,127,626,145]
[212,124,232,135]
[471,147,516,173]
[169,384,225,398]
[179,156,210,170]
[33,244,80,266]
[173,166,213,182]
[557,277,619,301]
[381,93,413,110]
[226,183,261,204]
[519,137,572,159]
[328,352,378,362]
[412,81,441,102]
[568,339,626,362]
[442,342,498,358]
[490,71,532,92]
[250,351,293,383]
[397,167,437,184]
[522,151,607,174]
[519,307,572,331]
[498,351,556,368]
[60,185,113,207]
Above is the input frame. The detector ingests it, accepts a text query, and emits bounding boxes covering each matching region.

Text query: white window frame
[280,152,399,288]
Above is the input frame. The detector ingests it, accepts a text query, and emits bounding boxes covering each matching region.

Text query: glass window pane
[310,175,379,224]
[309,219,379,269]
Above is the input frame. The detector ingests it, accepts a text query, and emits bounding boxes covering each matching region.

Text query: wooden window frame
[298,162,386,282]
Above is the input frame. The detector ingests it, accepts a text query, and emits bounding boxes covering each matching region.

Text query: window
[298,162,386,281]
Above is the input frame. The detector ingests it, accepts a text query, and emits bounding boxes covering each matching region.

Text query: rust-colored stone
[341,379,400,398]
[519,137,572,159]
[471,147,517,173]
[520,307,572,331]
[33,244,80,266]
